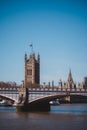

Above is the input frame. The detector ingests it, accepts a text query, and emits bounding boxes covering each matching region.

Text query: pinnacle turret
[68,69,73,83]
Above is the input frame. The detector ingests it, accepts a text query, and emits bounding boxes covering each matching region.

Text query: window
[27,69,32,75]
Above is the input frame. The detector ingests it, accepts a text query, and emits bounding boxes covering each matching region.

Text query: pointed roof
[68,69,73,83]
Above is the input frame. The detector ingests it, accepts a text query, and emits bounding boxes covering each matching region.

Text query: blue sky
[0,0,87,85]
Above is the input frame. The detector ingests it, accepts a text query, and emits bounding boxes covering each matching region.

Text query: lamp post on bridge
[43,82,46,88]
[58,79,62,90]
[52,80,54,87]
[21,80,24,88]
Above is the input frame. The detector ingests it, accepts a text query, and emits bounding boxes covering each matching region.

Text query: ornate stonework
[24,52,40,87]
[66,69,76,89]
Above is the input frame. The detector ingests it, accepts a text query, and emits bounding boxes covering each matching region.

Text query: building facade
[83,77,87,89]
[24,52,40,87]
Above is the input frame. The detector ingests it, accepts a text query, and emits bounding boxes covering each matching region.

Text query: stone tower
[24,52,40,87]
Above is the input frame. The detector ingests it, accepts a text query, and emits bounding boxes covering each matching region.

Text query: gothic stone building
[24,52,40,87]
[66,69,76,89]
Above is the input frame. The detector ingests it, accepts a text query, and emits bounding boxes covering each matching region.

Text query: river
[0,104,87,130]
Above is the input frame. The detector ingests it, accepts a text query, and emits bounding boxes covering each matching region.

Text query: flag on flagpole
[29,43,33,52]
[29,44,32,47]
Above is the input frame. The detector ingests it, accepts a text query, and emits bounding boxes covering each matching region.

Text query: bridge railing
[28,88,87,92]
[0,87,87,93]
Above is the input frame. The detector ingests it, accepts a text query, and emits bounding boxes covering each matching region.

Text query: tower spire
[68,69,73,83]
[67,69,75,89]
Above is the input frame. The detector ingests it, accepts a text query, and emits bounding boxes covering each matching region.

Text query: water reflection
[0,104,87,130]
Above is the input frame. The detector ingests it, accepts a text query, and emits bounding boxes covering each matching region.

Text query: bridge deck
[0,88,87,103]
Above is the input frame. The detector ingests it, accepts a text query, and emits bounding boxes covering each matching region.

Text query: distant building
[58,79,62,88]
[24,52,40,87]
[78,82,84,89]
[52,80,54,88]
[83,77,87,89]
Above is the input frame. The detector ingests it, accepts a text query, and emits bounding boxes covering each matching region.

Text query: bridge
[0,87,87,111]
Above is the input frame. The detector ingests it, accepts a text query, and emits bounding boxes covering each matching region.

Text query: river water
[0,104,87,130]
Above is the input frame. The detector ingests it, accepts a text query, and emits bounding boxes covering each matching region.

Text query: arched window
[27,69,32,75]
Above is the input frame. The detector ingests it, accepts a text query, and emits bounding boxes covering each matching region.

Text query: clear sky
[0,0,87,85]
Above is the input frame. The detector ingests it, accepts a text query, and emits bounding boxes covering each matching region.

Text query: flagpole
[29,42,33,53]
[31,44,33,52]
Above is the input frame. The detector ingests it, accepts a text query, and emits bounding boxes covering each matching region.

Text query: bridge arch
[0,94,17,103]
[29,93,67,104]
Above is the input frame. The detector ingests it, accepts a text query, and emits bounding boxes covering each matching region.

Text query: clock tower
[24,52,40,87]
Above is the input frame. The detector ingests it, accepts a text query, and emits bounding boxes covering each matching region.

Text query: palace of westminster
[24,50,87,89]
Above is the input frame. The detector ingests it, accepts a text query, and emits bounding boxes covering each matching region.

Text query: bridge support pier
[17,87,50,112]
[16,101,50,112]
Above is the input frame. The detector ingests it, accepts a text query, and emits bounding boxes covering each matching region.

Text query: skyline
[0,0,87,85]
